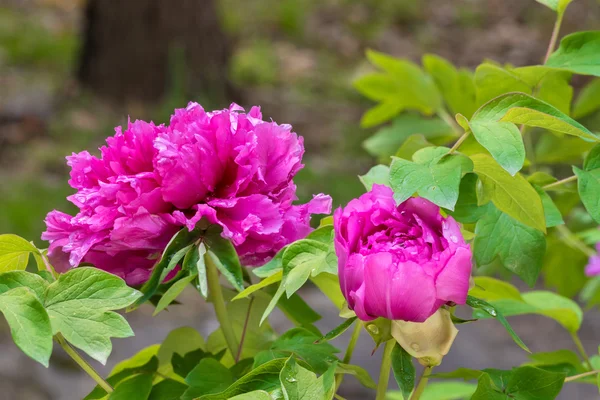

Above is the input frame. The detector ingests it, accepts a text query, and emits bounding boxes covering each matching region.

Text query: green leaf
[533,186,564,227]
[395,134,436,161]
[574,166,600,222]
[136,227,201,306]
[0,270,49,301]
[199,358,287,400]
[204,227,244,292]
[472,154,546,232]
[363,115,455,160]
[527,349,586,376]
[546,31,600,76]
[153,274,197,316]
[274,291,322,329]
[172,348,224,378]
[109,373,154,400]
[387,381,477,400]
[335,363,376,389]
[359,165,390,191]
[0,287,52,367]
[423,54,477,118]
[472,291,583,333]
[156,326,205,379]
[466,296,530,353]
[390,147,473,210]
[542,235,587,298]
[474,207,546,286]
[470,373,506,400]
[254,328,338,374]
[361,100,404,128]
[505,366,565,399]
[391,343,415,400]
[448,174,491,224]
[310,272,345,310]
[182,244,208,298]
[573,79,600,119]
[534,69,573,115]
[468,120,525,176]
[228,392,272,400]
[584,143,600,171]
[536,0,573,14]
[0,234,39,272]
[148,379,188,400]
[316,317,357,344]
[469,277,524,302]
[280,357,336,400]
[45,267,141,364]
[535,134,593,165]
[253,249,284,278]
[233,271,283,301]
[184,358,234,398]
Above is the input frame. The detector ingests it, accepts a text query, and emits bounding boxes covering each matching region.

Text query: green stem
[556,225,596,258]
[205,254,239,358]
[544,12,564,64]
[55,333,113,394]
[565,370,600,383]
[571,332,593,370]
[542,175,577,190]
[410,366,433,400]
[375,340,395,400]
[335,321,362,390]
[235,297,254,363]
[447,131,470,154]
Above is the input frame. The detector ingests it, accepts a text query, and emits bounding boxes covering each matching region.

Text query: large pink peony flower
[334,184,472,323]
[43,103,331,285]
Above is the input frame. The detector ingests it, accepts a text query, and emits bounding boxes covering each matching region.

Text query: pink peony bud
[42,103,331,285]
[333,184,472,323]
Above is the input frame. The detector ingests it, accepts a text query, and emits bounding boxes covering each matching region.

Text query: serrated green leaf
[359,165,390,191]
[474,207,546,286]
[574,166,600,222]
[391,343,415,400]
[199,358,287,400]
[472,291,583,333]
[0,287,52,367]
[0,234,39,272]
[280,357,336,400]
[573,79,600,119]
[153,274,197,316]
[466,296,530,353]
[0,270,49,301]
[546,31,600,76]
[472,154,546,232]
[363,115,455,161]
[390,147,472,210]
[45,267,141,364]
[254,328,338,375]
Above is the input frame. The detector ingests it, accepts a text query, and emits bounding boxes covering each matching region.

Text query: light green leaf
[335,363,376,389]
[109,373,154,400]
[573,79,600,118]
[474,64,532,106]
[0,287,52,367]
[395,134,435,161]
[282,239,336,298]
[233,271,283,301]
[536,0,574,14]
[469,277,524,302]
[253,249,284,278]
[390,147,473,210]
[391,343,415,400]
[228,392,272,400]
[546,31,600,76]
[422,54,477,118]
[359,165,390,191]
[574,166,600,222]
[533,186,564,227]
[361,100,404,128]
[280,357,336,400]
[387,381,477,400]
[468,120,525,176]
[472,154,546,232]
[474,207,546,286]
[472,291,583,333]
[0,270,49,301]
[535,69,573,115]
[45,267,141,364]
[310,273,345,310]
[0,234,39,272]
[584,143,600,171]
[535,134,593,164]
[363,115,455,160]
[153,274,197,316]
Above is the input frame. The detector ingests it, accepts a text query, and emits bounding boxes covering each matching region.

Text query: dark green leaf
[391,343,415,399]
[533,186,564,227]
[280,357,336,400]
[148,379,188,400]
[574,166,600,222]
[204,227,244,292]
[153,273,197,316]
[316,317,357,344]
[448,174,492,224]
[109,373,154,400]
[184,358,233,397]
[466,296,530,352]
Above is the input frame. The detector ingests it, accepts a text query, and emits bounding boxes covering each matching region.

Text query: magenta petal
[435,247,472,304]
[363,252,437,322]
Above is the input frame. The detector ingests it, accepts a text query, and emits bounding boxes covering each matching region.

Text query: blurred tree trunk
[77,0,236,105]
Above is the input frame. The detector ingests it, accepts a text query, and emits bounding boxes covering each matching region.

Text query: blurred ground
[1,0,600,399]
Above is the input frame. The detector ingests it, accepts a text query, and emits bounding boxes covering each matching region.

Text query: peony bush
[2,1,600,399]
